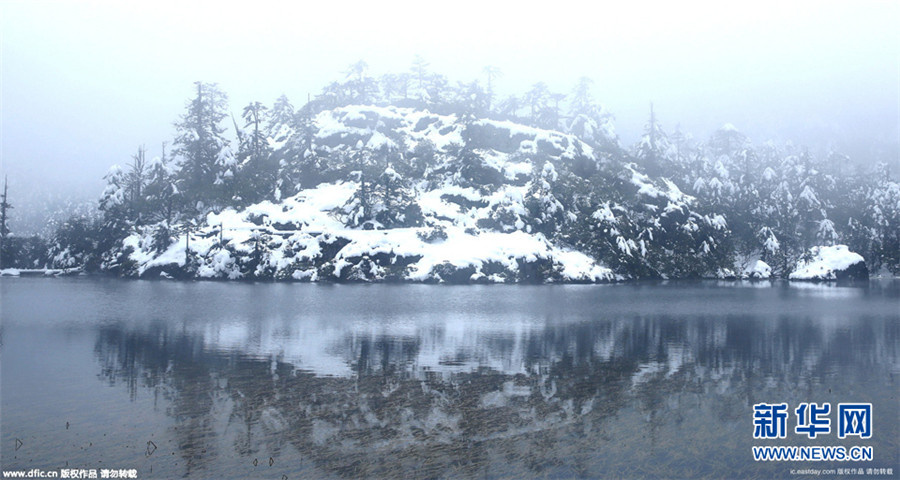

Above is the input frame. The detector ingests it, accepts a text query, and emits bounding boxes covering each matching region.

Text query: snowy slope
[122,181,615,283]
[310,105,596,164]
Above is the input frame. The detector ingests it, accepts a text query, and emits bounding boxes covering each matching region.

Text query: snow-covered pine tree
[266,95,297,200]
[451,80,488,121]
[525,160,567,237]
[48,215,100,270]
[525,82,554,129]
[633,104,674,178]
[272,95,323,197]
[409,55,434,107]
[374,163,423,228]
[566,77,617,152]
[235,101,277,204]
[380,72,411,105]
[339,147,383,228]
[344,60,379,105]
[495,95,523,122]
[141,147,182,254]
[174,81,235,212]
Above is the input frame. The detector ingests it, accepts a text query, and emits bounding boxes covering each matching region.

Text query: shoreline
[2,267,892,285]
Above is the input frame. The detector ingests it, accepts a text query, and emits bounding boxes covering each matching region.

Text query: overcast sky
[2,0,898,204]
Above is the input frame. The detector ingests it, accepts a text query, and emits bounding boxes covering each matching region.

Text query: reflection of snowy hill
[184,282,885,380]
[85,281,898,479]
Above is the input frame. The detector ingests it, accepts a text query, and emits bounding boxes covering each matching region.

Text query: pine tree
[380,72,411,104]
[143,146,182,252]
[633,104,674,178]
[525,82,551,127]
[567,77,617,150]
[99,146,151,231]
[242,102,268,164]
[525,160,567,236]
[269,95,295,132]
[173,81,235,212]
[341,165,375,228]
[708,123,750,159]
[410,55,431,103]
[127,146,149,221]
[374,164,423,228]
[453,80,488,120]
[317,81,349,110]
[495,95,523,121]
[236,101,276,203]
[344,60,379,105]
[266,95,298,200]
[482,65,502,113]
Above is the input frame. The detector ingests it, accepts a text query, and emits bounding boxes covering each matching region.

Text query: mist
[2,0,898,233]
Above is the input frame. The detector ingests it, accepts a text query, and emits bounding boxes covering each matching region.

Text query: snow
[502,158,532,180]
[120,178,615,283]
[744,259,772,279]
[555,250,617,281]
[403,229,612,282]
[708,214,728,230]
[630,167,661,198]
[799,185,820,206]
[366,131,397,150]
[789,245,866,280]
[0,268,72,277]
[266,124,293,151]
[312,105,595,172]
[315,105,465,153]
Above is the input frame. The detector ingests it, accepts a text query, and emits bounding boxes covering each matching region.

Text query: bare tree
[0,176,12,249]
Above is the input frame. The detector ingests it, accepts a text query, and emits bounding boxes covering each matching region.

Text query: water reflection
[87,284,899,479]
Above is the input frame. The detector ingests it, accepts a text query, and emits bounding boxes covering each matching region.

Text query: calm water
[1,278,898,479]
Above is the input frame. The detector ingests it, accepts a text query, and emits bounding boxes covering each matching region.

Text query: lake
[1,278,898,479]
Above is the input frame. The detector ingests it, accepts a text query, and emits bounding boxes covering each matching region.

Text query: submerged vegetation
[2,59,897,280]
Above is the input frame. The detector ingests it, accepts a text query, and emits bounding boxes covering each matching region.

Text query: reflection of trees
[95,325,226,476]
[94,312,898,478]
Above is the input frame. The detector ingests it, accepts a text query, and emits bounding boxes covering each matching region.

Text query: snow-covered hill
[49,100,878,282]
[113,105,626,282]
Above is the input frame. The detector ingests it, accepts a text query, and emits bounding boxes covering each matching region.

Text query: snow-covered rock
[0,268,71,277]
[789,245,868,281]
[744,259,772,279]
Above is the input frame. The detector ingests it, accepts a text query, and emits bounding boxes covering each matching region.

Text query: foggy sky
[2,0,898,207]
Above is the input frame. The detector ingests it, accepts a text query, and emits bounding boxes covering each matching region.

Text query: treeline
[634,113,899,275]
[1,58,897,278]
